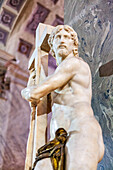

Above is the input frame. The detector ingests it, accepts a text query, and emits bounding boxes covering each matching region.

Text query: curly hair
[48,25,78,58]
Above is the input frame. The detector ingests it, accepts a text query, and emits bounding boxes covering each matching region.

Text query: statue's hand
[21,87,31,101]
[21,86,40,103]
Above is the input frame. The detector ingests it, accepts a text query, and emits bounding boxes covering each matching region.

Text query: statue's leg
[65,131,100,170]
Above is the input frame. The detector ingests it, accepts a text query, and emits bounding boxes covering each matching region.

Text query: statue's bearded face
[52,29,75,59]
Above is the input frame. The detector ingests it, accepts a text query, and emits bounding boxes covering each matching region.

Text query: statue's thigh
[35,159,53,170]
[65,134,98,170]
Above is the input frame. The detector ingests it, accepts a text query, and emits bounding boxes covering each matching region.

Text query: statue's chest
[54,83,73,94]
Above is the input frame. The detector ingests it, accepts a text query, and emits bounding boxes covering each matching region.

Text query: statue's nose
[60,36,65,43]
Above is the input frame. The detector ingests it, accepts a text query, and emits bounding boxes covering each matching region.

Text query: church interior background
[0,0,113,169]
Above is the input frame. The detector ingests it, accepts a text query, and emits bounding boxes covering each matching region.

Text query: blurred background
[0,0,113,170]
[0,0,63,169]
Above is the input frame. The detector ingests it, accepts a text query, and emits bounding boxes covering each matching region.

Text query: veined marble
[64,0,113,169]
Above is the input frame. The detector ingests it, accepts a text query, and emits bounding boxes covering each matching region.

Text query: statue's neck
[56,52,75,65]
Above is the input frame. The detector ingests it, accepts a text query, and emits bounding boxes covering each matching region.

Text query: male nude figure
[22,25,104,170]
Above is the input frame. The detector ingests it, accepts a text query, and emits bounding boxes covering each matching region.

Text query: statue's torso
[52,57,92,107]
[50,57,94,132]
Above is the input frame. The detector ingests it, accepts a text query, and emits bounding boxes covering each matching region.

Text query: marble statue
[21,25,105,170]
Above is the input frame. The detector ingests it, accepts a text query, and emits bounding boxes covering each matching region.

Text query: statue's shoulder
[72,56,91,74]
[76,56,90,67]
[75,56,86,63]
[63,56,80,66]
[66,55,84,66]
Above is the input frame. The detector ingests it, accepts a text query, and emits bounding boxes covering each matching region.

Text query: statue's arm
[22,58,79,101]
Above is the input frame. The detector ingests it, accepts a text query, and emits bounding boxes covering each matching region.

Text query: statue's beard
[57,49,69,58]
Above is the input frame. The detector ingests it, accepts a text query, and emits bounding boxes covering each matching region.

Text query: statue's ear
[73,48,78,56]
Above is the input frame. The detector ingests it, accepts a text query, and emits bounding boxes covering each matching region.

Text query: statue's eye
[64,35,70,39]
[55,35,61,39]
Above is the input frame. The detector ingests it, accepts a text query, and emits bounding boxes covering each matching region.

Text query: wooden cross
[25,23,54,170]
[99,60,113,77]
